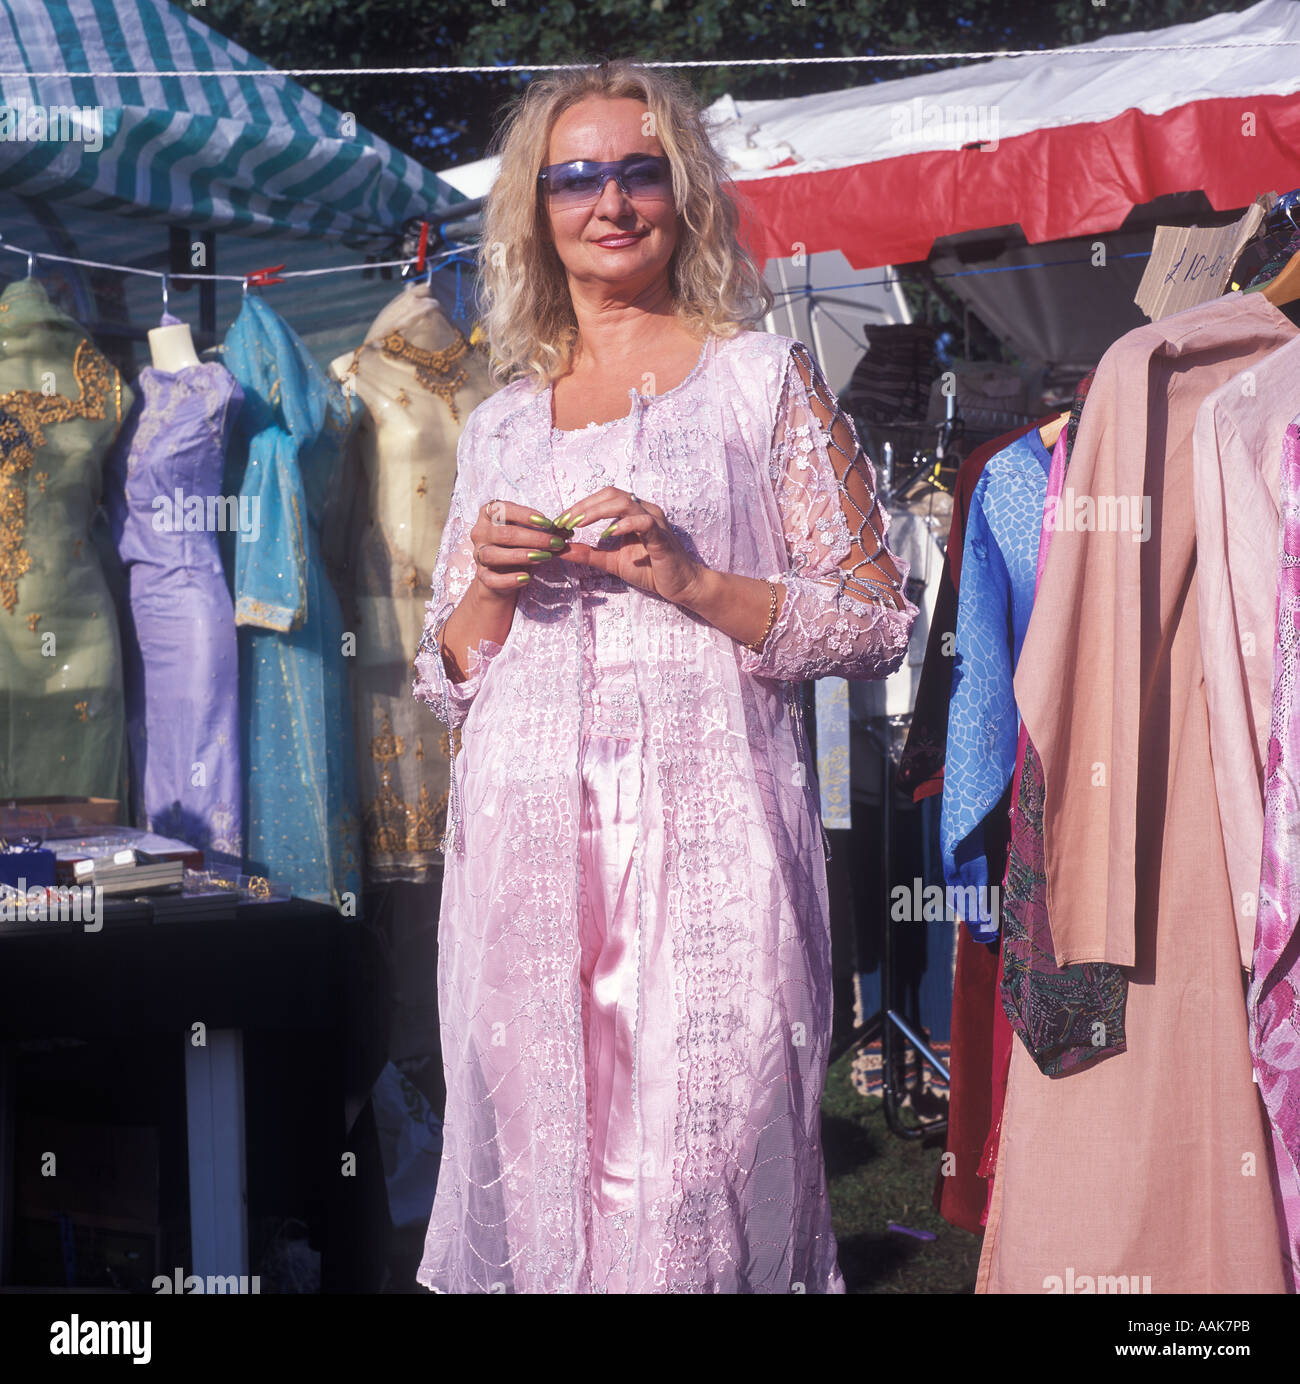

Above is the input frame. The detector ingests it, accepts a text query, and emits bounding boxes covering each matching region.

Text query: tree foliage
[204,0,1259,165]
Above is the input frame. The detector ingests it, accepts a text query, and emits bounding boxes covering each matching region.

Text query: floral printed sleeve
[412,411,503,729]
[736,342,917,682]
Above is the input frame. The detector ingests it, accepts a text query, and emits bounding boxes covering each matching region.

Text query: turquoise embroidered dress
[221,294,362,909]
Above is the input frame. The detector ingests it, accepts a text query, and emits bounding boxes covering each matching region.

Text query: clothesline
[769,250,1154,302]
[0,235,468,286]
[0,235,1151,298]
[5,38,1299,79]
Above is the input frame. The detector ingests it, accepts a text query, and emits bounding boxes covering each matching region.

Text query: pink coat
[412,328,916,1291]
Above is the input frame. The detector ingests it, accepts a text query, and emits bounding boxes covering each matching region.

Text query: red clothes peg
[415,221,429,275]
[245,263,286,289]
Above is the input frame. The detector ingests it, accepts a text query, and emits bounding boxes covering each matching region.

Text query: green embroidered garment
[0,277,132,801]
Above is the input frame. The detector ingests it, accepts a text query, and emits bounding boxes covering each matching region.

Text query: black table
[0,895,391,1291]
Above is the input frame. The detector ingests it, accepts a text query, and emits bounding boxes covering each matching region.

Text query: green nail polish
[601,523,618,538]
[549,536,565,550]
[528,514,552,527]
[516,573,530,583]
[555,510,571,527]
[527,550,553,561]
[569,513,584,528]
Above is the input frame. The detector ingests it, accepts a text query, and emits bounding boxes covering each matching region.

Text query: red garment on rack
[912,418,1055,1236]
[940,817,1013,1233]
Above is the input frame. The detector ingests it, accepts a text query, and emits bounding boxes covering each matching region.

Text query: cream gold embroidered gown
[327,281,495,883]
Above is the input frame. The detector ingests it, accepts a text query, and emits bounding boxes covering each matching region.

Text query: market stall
[2,0,1299,1303]
[0,0,481,1293]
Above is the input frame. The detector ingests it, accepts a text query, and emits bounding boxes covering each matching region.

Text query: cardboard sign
[1135,196,1272,320]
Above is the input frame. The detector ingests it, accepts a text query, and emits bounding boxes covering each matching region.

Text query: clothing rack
[828,718,950,1140]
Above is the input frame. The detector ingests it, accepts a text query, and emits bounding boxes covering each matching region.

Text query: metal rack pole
[830,719,948,1140]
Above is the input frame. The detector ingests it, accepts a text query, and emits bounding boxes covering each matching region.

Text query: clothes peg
[26,251,37,278]
[244,264,286,291]
[402,222,433,286]
[161,274,170,314]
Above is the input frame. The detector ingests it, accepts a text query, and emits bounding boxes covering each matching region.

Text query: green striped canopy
[0,0,462,243]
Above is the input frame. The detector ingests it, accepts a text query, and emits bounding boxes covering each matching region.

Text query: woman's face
[542,96,679,298]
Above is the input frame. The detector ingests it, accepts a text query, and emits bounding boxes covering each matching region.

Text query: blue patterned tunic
[941,428,1051,938]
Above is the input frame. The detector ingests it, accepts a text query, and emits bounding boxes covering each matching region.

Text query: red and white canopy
[715,0,1300,269]
[435,1,1300,272]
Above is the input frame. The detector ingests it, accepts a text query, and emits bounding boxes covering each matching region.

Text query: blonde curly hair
[476,59,774,390]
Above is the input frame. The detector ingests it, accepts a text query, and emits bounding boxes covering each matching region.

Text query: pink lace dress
[413,329,916,1292]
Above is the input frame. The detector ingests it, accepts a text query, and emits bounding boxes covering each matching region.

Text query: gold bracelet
[745,579,779,652]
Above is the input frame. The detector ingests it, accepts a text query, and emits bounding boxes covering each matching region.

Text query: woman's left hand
[548,487,707,606]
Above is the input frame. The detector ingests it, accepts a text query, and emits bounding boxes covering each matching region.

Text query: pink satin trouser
[577,727,644,1286]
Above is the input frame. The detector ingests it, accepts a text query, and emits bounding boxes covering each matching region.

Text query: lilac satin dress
[106,361,244,856]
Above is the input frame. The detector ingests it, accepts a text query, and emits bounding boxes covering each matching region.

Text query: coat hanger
[1243,190,1300,305]
[1039,411,1069,450]
[1260,250,1300,306]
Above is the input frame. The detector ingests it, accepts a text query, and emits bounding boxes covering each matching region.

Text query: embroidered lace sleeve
[737,342,918,682]
[412,412,504,728]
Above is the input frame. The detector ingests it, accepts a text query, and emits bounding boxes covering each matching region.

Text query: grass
[821,1049,983,1294]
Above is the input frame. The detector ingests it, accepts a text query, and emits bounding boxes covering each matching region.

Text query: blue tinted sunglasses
[538,155,673,209]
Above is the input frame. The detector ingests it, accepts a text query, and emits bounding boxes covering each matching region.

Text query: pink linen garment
[1193,330,1300,970]
[411,330,916,1292]
[1193,338,1300,1290]
[1257,416,1300,1291]
[981,293,1293,1294]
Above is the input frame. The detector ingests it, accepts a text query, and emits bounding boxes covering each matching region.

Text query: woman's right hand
[469,499,569,598]
[440,500,568,683]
